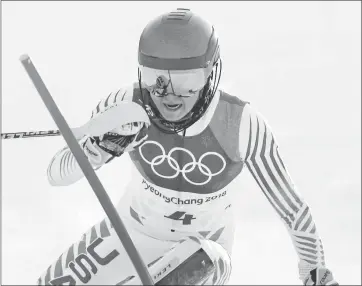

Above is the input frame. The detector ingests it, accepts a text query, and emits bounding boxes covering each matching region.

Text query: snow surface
[2,2,361,285]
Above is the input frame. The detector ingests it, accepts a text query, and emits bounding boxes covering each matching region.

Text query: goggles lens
[140,66,209,97]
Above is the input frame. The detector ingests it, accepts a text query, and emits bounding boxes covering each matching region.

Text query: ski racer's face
[140,66,209,122]
[150,90,200,121]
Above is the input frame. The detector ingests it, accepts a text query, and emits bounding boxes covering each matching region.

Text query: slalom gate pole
[19,54,154,285]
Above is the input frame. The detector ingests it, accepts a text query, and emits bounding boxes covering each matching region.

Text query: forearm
[247,154,325,281]
[246,158,325,280]
[47,147,85,186]
[241,106,326,282]
[47,85,147,186]
[47,137,112,186]
[286,204,325,281]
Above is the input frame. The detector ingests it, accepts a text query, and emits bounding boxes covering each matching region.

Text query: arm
[239,105,328,283]
[47,137,113,186]
[47,85,135,186]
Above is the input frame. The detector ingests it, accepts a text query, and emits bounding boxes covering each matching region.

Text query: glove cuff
[82,137,112,166]
[304,267,338,285]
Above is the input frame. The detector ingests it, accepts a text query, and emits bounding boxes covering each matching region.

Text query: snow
[2,2,361,285]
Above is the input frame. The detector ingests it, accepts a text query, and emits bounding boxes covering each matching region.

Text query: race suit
[40,84,326,285]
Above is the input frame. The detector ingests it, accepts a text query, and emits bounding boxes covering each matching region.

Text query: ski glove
[304,267,338,285]
[93,121,148,157]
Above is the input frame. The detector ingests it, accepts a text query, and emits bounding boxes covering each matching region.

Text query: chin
[160,109,186,122]
[155,104,183,121]
[162,113,184,122]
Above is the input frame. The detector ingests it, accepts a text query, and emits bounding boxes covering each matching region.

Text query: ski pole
[19,54,154,285]
[2,97,149,141]
[1,130,61,139]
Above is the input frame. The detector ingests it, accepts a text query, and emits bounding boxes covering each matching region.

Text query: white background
[2,1,361,285]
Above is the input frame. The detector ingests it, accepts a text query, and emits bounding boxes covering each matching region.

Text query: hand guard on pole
[93,121,149,157]
[304,267,339,285]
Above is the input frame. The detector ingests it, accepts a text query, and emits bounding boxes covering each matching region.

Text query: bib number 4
[164,211,196,225]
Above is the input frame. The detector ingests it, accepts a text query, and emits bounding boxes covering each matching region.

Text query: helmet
[138,8,222,134]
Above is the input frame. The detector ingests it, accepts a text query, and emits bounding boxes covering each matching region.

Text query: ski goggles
[139,66,211,97]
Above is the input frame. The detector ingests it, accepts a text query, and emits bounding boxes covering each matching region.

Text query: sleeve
[47,85,134,186]
[239,104,326,282]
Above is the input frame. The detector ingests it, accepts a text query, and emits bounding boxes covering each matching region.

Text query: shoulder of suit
[218,89,250,107]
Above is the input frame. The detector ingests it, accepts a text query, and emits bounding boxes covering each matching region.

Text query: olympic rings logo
[139,141,226,186]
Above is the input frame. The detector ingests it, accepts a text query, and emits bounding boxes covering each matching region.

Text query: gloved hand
[81,120,149,169]
[80,98,150,162]
[304,267,338,285]
[94,121,149,157]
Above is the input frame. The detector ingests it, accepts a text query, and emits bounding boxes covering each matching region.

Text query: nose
[163,95,182,103]
[164,92,179,98]
[160,87,180,98]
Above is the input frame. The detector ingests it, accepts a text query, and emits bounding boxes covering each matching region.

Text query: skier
[39,8,338,286]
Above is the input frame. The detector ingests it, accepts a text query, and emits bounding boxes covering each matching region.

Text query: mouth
[163,103,182,111]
